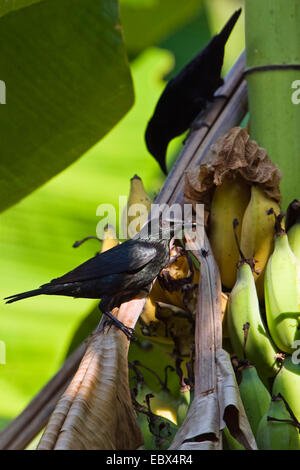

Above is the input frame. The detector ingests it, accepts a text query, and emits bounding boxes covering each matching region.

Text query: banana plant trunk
[245,0,300,209]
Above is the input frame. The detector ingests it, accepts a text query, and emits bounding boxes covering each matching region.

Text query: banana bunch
[256,394,300,450]
[227,256,280,382]
[264,214,300,354]
[209,179,280,294]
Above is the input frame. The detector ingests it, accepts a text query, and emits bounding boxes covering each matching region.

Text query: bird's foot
[103,311,136,341]
[183,121,210,145]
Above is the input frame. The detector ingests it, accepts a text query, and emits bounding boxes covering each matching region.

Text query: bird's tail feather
[4,288,43,304]
[218,8,241,44]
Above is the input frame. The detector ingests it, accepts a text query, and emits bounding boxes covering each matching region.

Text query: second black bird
[145,8,241,174]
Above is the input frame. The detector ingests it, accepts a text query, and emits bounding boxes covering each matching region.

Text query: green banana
[239,365,271,437]
[256,394,300,450]
[272,356,300,422]
[264,217,300,353]
[223,427,245,450]
[288,220,300,263]
[227,260,280,382]
[176,389,191,427]
[286,199,300,262]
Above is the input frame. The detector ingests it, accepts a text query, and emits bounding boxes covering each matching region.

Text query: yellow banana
[256,394,300,450]
[209,175,251,289]
[124,174,152,239]
[227,260,280,382]
[150,247,200,310]
[101,224,119,252]
[240,186,280,298]
[239,364,271,437]
[264,219,300,353]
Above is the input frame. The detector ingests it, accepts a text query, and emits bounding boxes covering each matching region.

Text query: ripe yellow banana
[101,224,119,252]
[239,364,271,437]
[264,220,300,354]
[256,394,300,450]
[272,356,300,423]
[227,260,280,382]
[240,185,280,291]
[124,174,152,239]
[150,247,200,310]
[209,175,250,289]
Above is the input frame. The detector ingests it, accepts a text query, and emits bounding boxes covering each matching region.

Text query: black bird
[5,219,194,338]
[145,8,241,174]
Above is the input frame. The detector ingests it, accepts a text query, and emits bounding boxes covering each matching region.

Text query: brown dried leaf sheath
[184,127,282,221]
[169,232,257,450]
[37,324,143,450]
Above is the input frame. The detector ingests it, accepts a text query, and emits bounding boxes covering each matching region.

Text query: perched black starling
[145,9,241,174]
[5,219,195,338]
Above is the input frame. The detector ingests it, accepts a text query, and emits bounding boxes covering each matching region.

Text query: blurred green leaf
[120,0,203,55]
[0,0,43,18]
[0,0,134,213]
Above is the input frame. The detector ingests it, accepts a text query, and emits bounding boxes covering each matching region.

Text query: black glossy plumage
[4,219,183,312]
[145,9,241,174]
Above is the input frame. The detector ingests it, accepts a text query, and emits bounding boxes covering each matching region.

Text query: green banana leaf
[0,0,134,213]
[0,0,43,18]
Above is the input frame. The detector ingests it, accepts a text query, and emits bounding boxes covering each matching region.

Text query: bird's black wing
[48,239,158,286]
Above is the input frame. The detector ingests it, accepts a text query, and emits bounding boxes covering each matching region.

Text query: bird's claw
[103,311,136,341]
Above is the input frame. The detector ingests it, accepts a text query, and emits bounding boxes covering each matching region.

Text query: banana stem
[245,0,300,209]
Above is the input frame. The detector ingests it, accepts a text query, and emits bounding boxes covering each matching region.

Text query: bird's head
[136,217,196,241]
